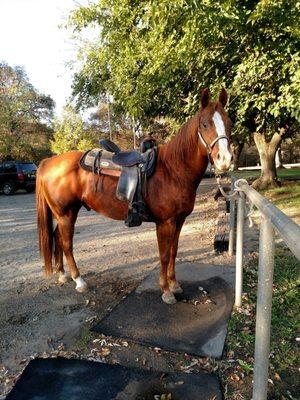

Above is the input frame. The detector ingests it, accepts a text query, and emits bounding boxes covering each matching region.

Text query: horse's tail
[36,167,53,276]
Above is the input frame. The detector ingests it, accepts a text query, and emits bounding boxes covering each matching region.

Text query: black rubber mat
[6,357,223,400]
[92,276,234,358]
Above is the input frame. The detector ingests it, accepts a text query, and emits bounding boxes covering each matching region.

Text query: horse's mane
[161,114,199,171]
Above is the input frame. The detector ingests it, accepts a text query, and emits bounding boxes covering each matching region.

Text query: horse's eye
[202,122,207,128]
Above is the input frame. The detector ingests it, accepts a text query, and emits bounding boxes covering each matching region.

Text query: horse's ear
[201,88,210,108]
[219,87,228,108]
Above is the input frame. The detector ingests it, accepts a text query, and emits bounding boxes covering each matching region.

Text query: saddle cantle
[100,139,145,167]
[79,139,157,227]
[99,139,121,154]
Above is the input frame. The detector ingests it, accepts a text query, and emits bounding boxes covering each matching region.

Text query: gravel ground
[0,179,236,398]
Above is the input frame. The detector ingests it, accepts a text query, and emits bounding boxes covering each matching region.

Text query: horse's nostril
[230,154,233,162]
[217,153,221,160]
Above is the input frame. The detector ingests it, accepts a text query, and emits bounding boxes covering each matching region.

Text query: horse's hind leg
[168,218,185,294]
[57,208,88,293]
[54,226,68,284]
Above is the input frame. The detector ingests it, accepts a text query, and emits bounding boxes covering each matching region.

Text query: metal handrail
[228,177,300,400]
[235,179,300,260]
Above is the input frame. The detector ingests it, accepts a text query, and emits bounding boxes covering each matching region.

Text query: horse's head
[198,88,233,172]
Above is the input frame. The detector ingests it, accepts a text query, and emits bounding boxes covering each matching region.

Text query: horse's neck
[158,118,208,187]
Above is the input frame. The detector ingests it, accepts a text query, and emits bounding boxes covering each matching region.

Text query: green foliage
[51,104,99,154]
[68,0,300,188]
[0,62,55,162]
[69,0,300,137]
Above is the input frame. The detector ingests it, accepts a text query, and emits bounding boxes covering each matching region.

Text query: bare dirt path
[0,180,235,398]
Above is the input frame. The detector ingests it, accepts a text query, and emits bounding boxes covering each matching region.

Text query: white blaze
[212,111,228,152]
[212,111,232,170]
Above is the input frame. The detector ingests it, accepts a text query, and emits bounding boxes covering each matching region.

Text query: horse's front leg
[156,220,177,304]
[168,218,185,294]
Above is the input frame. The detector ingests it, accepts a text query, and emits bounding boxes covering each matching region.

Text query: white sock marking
[58,272,68,283]
[73,276,87,289]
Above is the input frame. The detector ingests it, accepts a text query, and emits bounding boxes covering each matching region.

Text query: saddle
[79,139,157,227]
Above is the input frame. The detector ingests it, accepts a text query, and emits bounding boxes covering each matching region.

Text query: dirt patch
[0,181,235,398]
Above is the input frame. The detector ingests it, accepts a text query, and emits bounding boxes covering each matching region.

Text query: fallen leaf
[92,339,102,344]
[85,316,97,323]
[274,372,282,382]
[160,373,166,381]
[230,373,240,382]
[99,348,110,356]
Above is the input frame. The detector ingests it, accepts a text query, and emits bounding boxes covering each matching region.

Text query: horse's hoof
[73,276,88,293]
[58,273,68,284]
[169,282,183,294]
[76,284,88,293]
[162,291,177,304]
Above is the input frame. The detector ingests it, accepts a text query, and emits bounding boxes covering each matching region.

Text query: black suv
[0,161,37,195]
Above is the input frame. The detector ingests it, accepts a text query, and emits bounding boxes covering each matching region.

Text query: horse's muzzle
[214,151,233,172]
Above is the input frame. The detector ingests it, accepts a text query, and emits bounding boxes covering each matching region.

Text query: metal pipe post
[252,216,275,400]
[235,192,245,307]
[228,178,236,256]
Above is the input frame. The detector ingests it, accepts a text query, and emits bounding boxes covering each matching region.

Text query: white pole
[107,94,112,141]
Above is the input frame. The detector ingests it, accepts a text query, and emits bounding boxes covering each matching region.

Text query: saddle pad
[6,357,222,400]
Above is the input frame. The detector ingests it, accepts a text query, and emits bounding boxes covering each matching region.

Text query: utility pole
[107,93,112,141]
[132,116,136,149]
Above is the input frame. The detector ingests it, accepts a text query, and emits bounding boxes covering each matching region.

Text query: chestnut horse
[36,88,233,304]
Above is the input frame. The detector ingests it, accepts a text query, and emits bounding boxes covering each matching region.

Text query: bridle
[197,128,229,161]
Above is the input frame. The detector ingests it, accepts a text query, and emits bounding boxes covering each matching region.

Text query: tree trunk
[252,131,283,190]
[232,141,244,171]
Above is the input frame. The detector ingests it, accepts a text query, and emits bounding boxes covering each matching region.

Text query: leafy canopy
[0,62,55,161]
[69,0,300,140]
[51,104,95,154]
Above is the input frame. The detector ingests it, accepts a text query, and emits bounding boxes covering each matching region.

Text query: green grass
[223,180,300,399]
[226,248,300,398]
[262,183,300,211]
[231,167,300,181]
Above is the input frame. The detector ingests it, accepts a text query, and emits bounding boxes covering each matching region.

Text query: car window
[3,163,17,173]
[19,163,37,173]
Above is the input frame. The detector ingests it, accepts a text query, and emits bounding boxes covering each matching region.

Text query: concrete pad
[93,263,235,358]
[6,358,223,400]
